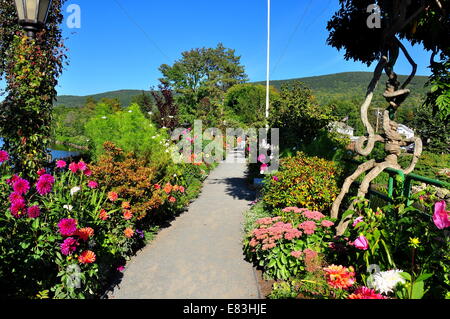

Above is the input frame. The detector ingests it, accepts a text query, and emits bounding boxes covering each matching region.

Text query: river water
[0,138,80,160]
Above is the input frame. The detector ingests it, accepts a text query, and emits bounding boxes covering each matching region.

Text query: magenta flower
[87,181,98,189]
[84,169,92,177]
[260,163,268,174]
[60,237,79,256]
[353,216,364,227]
[353,235,369,250]
[272,176,279,182]
[0,150,9,163]
[27,206,41,218]
[117,265,125,272]
[9,192,25,205]
[68,162,79,173]
[58,218,78,236]
[36,174,55,196]
[56,160,67,168]
[10,201,26,218]
[77,161,87,172]
[257,154,266,163]
[13,178,30,195]
[433,201,450,230]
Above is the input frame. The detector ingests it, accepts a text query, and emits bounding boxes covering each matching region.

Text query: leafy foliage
[159,43,247,124]
[270,81,334,148]
[262,152,341,212]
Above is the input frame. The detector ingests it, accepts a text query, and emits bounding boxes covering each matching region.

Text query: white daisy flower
[369,269,406,295]
[63,205,73,211]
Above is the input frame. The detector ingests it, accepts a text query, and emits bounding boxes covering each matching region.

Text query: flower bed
[0,143,215,299]
[243,153,450,299]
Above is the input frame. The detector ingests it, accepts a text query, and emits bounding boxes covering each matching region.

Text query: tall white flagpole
[265,0,271,126]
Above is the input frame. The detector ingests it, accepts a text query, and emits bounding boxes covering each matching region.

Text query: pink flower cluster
[59,160,92,176]
[282,207,308,214]
[249,217,302,250]
[302,210,325,221]
[6,175,42,219]
[299,220,317,235]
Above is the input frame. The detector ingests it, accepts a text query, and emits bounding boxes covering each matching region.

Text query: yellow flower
[409,237,421,248]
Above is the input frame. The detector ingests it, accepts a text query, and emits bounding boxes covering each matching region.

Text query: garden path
[108,150,260,299]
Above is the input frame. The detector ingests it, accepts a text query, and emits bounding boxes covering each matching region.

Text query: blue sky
[50,1,435,96]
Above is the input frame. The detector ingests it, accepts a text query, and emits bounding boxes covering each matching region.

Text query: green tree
[224,84,280,127]
[159,43,248,124]
[413,102,449,154]
[270,81,334,148]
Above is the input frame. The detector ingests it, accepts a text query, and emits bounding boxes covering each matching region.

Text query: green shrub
[262,152,341,213]
[84,103,170,168]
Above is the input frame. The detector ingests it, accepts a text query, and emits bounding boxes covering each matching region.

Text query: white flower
[128,110,132,113]
[101,116,107,119]
[63,205,73,211]
[173,174,177,177]
[168,115,174,119]
[152,136,156,139]
[70,186,81,196]
[148,111,153,115]
[369,270,405,294]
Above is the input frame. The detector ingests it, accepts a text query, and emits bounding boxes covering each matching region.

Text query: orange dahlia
[121,201,131,210]
[124,227,134,238]
[123,210,133,220]
[163,183,173,194]
[78,250,96,264]
[76,227,94,241]
[323,264,356,289]
[99,209,109,220]
[108,191,119,202]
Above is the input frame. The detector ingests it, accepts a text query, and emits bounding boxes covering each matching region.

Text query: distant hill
[55,89,152,108]
[55,72,430,108]
[254,72,430,106]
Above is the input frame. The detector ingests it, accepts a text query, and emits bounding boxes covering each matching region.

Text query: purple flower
[272,176,279,182]
[135,229,145,239]
[257,154,266,163]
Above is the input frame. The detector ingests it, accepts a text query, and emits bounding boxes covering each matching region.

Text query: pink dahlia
[56,160,67,168]
[36,174,55,196]
[27,206,41,218]
[77,161,87,172]
[68,162,79,173]
[60,237,79,256]
[83,169,92,177]
[0,150,9,163]
[10,201,26,218]
[87,181,98,189]
[13,178,30,195]
[58,218,78,236]
[9,192,24,205]
[348,287,387,299]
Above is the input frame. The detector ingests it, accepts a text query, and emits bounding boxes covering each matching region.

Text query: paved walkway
[108,151,260,299]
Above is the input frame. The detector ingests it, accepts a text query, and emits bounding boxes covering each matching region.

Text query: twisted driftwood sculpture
[331,37,423,236]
